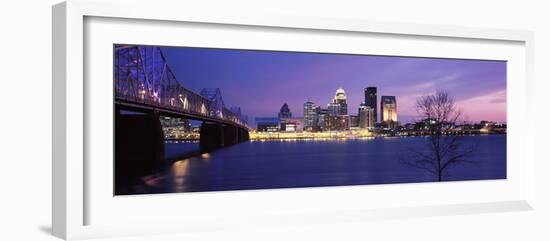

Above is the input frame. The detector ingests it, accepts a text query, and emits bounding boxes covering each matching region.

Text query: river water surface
[118,135,506,195]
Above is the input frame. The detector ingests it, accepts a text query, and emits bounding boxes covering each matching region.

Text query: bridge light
[200,104,207,115]
[181,97,189,110]
[138,89,146,99]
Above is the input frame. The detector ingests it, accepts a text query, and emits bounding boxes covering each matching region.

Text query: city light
[248,86,505,141]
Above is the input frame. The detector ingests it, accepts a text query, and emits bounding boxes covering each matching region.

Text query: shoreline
[164,132,506,142]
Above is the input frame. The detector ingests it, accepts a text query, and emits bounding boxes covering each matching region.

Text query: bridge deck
[116,98,248,129]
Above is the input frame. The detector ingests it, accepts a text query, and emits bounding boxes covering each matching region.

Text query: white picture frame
[52,0,535,240]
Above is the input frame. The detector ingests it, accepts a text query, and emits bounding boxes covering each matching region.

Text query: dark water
[124,135,506,194]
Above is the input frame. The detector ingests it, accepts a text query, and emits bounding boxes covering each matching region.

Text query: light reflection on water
[171,153,212,192]
[172,159,190,192]
[201,153,211,160]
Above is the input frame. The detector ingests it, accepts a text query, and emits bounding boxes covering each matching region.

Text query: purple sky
[161,46,506,125]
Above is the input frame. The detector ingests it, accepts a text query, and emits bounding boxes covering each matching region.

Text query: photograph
[114,44,507,195]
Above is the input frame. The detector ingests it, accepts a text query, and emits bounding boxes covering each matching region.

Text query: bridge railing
[114,45,247,127]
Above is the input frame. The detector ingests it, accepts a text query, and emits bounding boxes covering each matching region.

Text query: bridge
[114,45,250,178]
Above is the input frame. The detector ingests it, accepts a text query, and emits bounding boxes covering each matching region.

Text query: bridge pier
[223,125,238,146]
[200,123,250,151]
[115,109,165,182]
[200,123,225,151]
[238,128,250,142]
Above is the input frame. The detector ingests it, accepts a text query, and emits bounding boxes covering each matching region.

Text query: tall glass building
[364,87,377,123]
[303,101,319,131]
[380,96,397,127]
[358,103,375,128]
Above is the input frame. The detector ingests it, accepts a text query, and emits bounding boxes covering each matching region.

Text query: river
[117,135,506,195]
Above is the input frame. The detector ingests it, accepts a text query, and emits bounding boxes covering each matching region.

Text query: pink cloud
[455,90,507,122]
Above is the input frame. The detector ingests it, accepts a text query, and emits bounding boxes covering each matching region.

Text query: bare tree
[403,90,476,181]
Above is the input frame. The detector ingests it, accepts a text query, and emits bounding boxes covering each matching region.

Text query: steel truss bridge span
[114,45,248,129]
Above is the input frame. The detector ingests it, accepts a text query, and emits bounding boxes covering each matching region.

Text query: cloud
[458,89,506,105]
[455,89,506,122]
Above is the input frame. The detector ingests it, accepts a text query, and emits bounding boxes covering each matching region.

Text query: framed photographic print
[53,0,535,240]
[113,44,507,195]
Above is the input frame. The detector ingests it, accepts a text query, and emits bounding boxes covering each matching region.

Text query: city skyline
[161,46,506,125]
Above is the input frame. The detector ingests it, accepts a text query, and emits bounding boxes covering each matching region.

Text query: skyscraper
[364,87,377,123]
[278,103,292,119]
[327,87,348,116]
[327,102,341,116]
[380,96,397,128]
[318,108,328,131]
[334,87,348,115]
[303,101,319,131]
[358,103,375,128]
[324,87,350,131]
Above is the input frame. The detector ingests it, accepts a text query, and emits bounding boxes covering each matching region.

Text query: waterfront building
[160,116,192,139]
[280,117,304,132]
[358,103,375,128]
[303,101,320,131]
[318,108,328,131]
[278,103,292,119]
[325,115,350,131]
[381,96,397,128]
[364,87,377,123]
[256,117,280,132]
[160,116,191,131]
[350,115,359,128]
